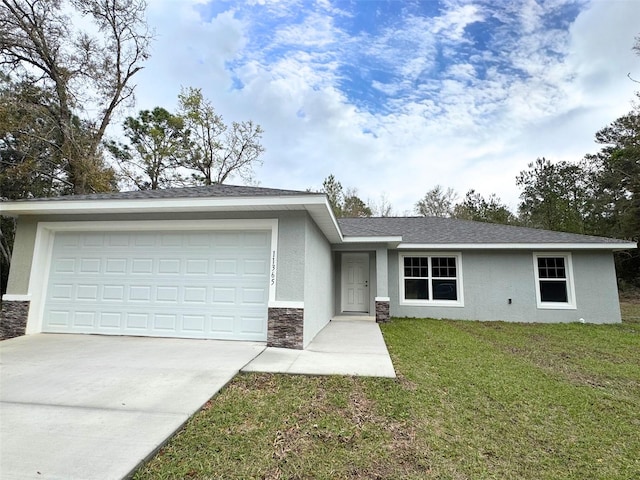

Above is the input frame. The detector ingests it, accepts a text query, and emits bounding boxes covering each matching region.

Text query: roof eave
[396,242,637,251]
[0,195,326,215]
[0,194,344,243]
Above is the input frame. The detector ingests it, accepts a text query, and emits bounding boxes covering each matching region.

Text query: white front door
[341,253,369,313]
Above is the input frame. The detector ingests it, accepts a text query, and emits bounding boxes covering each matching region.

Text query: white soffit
[342,236,403,247]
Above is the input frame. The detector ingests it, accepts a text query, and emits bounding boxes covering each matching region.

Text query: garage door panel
[53,258,76,273]
[186,232,212,247]
[50,284,73,300]
[108,233,130,247]
[153,314,177,331]
[129,285,152,302]
[241,315,266,334]
[105,258,127,274]
[126,313,149,330]
[47,310,70,328]
[182,314,206,333]
[132,259,153,274]
[82,233,104,247]
[79,258,101,274]
[43,230,270,341]
[156,286,179,303]
[76,311,97,327]
[186,259,209,274]
[160,233,182,246]
[103,285,125,301]
[214,259,237,275]
[215,232,240,246]
[77,285,99,300]
[244,259,268,275]
[242,288,267,304]
[134,235,155,247]
[99,312,123,329]
[184,287,207,303]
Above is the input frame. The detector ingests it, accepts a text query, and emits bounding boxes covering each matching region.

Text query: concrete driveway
[0,334,265,480]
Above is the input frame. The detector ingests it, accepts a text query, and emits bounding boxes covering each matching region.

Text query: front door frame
[340,252,370,313]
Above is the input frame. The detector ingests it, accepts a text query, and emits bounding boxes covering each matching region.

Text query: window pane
[540,280,568,302]
[432,257,456,277]
[405,279,428,300]
[432,279,457,300]
[404,257,429,277]
[538,257,566,279]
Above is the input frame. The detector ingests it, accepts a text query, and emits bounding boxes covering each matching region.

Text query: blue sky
[132,0,639,214]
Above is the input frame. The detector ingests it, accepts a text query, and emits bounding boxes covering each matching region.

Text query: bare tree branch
[0,0,151,194]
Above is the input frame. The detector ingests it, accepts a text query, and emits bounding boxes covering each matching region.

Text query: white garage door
[42,230,270,341]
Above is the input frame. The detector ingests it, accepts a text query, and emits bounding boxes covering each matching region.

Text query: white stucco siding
[389,250,622,323]
[571,251,622,322]
[303,216,334,347]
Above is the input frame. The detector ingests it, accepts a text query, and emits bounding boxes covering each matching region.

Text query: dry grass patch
[134,374,429,480]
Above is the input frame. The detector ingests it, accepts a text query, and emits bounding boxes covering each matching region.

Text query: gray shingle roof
[337,216,628,244]
[9,184,315,202]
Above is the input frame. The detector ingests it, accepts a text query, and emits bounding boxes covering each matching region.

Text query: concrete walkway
[0,321,395,479]
[243,319,396,378]
[0,334,265,480]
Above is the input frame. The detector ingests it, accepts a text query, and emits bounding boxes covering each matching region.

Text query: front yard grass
[134,304,640,479]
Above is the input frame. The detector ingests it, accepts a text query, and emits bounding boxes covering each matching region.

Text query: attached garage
[42,229,271,340]
[2,218,279,342]
[1,185,343,349]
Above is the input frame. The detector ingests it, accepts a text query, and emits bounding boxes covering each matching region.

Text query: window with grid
[536,256,568,303]
[533,253,575,308]
[401,255,460,303]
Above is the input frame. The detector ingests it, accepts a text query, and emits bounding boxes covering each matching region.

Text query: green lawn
[134,304,640,480]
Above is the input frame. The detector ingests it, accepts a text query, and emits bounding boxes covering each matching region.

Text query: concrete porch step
[331,314,376,322]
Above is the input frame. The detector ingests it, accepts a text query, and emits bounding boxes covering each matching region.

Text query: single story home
[1,185,635,348]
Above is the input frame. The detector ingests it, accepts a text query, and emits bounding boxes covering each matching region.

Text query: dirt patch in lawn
[259,377,429,480]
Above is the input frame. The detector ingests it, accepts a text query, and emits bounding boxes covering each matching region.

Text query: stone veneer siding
[0,301,30,340]
[375,300,390,324]
[267,307,304,349]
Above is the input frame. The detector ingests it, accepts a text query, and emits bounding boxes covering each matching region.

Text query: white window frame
[533,252,577,310]
[399,252,464,307]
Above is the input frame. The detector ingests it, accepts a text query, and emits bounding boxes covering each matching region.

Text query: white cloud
[431,3,484,41]
[123,0,638,214]
[133,2,247,110]
[273,12,339,48]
